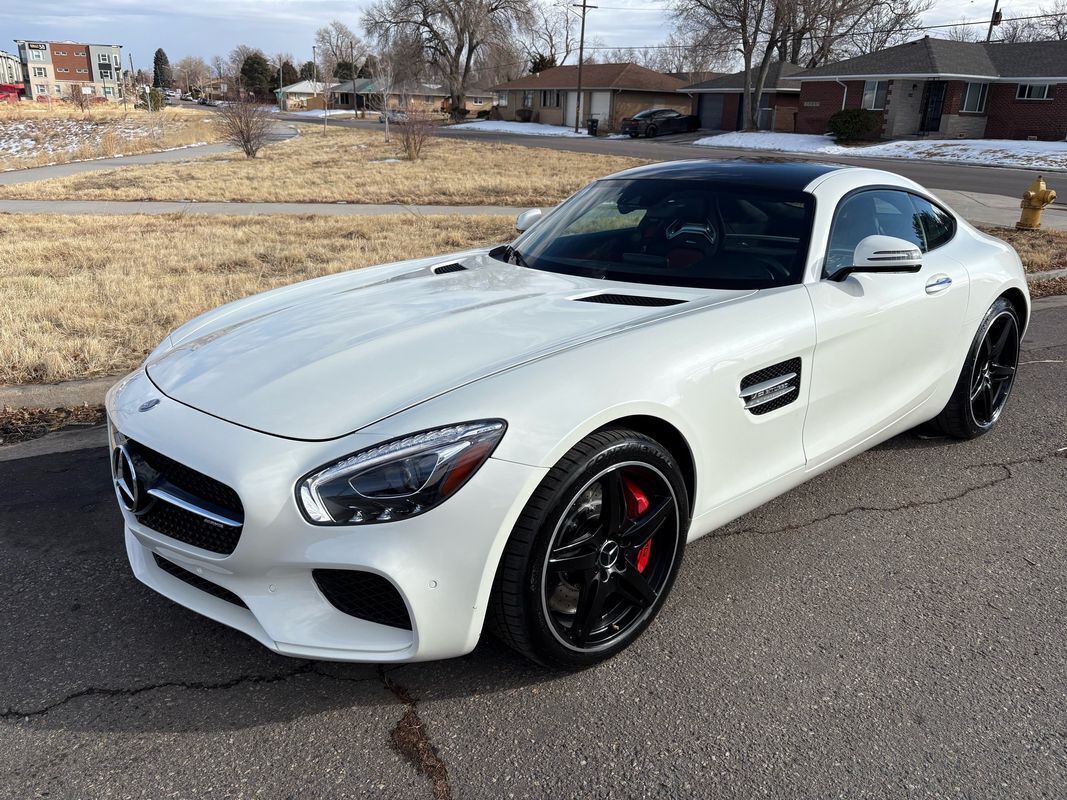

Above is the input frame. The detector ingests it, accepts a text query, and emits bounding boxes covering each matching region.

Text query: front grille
[124,438,244,555]
[313,569,412,630]
[575,293,685,307]
[153,553,247,608]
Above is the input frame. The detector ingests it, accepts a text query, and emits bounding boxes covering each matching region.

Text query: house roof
[492,63,686,92]
[277,80,335,94]
[794,37,1067,81]
[681,62,804,93]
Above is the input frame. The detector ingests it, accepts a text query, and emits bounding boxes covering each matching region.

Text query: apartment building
[14,40,124,101]
[0,49,22,86]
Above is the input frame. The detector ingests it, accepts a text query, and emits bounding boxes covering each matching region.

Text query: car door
[803,188,970,461]
[659,110,682,133]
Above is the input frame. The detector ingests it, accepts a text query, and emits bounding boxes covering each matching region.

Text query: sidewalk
[936,189,1067,231]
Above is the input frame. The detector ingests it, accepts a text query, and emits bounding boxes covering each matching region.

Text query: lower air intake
[313,569,412,630]
[153,553,247,608]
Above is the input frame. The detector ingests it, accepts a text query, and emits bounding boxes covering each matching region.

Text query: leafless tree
[842,0,931,56]
[519,1,578,66]
[995,1,1067,42]
[371,43,399,140]
[1041,0,1067,40]
[316,19,367,115]
[216,97,274,158]
[363,0,529,111]
[173,55,211,94]
[944,21,983,42]
[211,55,231,80]
[398,108,435,159]
[67,82,93,112]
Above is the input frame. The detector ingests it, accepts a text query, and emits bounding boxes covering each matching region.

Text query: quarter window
[960,82,988,113]
[862,80,888,110]
[1017,83,1053,99]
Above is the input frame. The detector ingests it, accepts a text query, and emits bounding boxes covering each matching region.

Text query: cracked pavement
[1,305,1065,799]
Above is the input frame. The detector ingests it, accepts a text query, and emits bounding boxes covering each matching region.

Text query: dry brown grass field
[0,213,514,385]
[0,105,221,171]
[977,225,1067,274]
[0,125,645,206]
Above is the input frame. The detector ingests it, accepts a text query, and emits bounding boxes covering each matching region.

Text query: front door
[803,188,970,461]
[919,81,946,133]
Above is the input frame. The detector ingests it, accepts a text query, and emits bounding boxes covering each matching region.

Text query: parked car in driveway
[379,108,409,124]
[621,108,700,137]
[107,160,1028,669]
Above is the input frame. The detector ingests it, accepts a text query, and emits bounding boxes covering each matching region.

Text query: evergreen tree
[152,48,172,88]
[298,60,317,81]
[529,53,557,74]
[280,61,299,87]
[240,52,275,100]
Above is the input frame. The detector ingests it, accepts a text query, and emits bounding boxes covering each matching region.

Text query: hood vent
[433,263,467,275]
[575,293,685,307]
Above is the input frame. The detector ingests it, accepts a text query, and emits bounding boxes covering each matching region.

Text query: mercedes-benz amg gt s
[107,161,1029,668]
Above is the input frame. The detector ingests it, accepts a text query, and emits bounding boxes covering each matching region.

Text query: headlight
[297,420,506,525]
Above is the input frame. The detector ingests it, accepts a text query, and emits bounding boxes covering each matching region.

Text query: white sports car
[107,161,1029,668]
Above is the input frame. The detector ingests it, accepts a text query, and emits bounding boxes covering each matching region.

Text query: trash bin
[586,117,599,137]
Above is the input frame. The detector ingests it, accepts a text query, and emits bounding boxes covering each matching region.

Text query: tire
[489,428,689,669]
[931,296,1021,439]
[645,125,657,138]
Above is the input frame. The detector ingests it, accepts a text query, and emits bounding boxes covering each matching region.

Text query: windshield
[500,178,815,290]
[632,110,656,119]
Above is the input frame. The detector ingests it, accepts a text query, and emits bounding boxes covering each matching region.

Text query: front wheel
[932,296,1021,439]
[490,428,689,668]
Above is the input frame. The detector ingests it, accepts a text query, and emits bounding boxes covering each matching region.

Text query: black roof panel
[602,159,844,191]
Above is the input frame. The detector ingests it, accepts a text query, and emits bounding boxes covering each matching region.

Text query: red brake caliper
[623,477,652,573]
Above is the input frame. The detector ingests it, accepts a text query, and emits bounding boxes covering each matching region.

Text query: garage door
[590,91,610,123]
[698,94,723,130]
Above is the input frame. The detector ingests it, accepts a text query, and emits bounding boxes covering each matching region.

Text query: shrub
[827,108,882,142]
[476,109,490,119]
[399,110,435,160]
[216,97,274,158]
[451,107,470,121]
[515,108,533,122]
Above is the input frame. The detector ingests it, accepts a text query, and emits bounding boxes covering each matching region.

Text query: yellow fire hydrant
[1017,175,1057,230]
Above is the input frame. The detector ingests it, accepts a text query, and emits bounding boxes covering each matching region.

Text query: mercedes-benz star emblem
[112,445,140,512]
[139,398,160,412]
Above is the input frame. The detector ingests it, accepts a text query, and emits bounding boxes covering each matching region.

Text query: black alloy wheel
[968,309,1019,428]
[490,428,688,668]
[540,462,680,652]
[645,125,658,138]
[933,296,1021,439]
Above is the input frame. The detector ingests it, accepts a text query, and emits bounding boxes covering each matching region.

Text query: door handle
[925,274,952,295]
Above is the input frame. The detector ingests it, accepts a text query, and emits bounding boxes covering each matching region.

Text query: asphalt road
[2,304,1066,799]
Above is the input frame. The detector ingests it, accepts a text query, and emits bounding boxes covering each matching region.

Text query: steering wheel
[664,216,722,260]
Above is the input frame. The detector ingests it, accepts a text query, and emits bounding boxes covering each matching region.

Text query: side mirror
[829,235,923,281]
[515,208,543,233]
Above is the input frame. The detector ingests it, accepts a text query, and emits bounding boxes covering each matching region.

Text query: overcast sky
[1,0,1045,69]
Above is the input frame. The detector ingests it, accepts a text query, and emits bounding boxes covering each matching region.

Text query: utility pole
[986,0,1002,41]
[572,0,596,133]
[313,44,327,134]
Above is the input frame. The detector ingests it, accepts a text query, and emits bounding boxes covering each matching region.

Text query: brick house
[680,62,803,132]
[793,37,1067,140]
[491,63,688,131]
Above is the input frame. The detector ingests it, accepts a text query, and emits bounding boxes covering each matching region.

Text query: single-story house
[491,63,688,131]
[276,79,331,110]
[328,80,492,113]
[680,62,803,132]
[792,37,1067,140]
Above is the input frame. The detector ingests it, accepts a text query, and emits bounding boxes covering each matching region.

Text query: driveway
[1,303,1065,798]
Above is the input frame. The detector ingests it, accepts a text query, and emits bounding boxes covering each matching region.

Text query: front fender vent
[740,358,801,415]
[433,263,467,275]
[575,293,685,307]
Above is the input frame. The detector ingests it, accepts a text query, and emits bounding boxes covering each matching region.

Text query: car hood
[146,251,749,440]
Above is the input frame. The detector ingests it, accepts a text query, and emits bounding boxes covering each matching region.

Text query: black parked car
[620,108,700,138]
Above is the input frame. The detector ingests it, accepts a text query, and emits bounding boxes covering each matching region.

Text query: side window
[826,189,924,274]
[908,195,955,251]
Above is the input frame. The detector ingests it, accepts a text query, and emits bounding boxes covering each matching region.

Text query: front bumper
[107,370,546,662]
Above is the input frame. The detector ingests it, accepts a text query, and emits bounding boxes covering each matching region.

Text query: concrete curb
[1028,267,1067,282]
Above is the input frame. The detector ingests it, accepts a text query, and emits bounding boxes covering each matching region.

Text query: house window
[74,51,86,57]
[521,90,534,108]
[861,80,888,110]
[32,66,47,77]
[99,53,110,64]
[104,86,112,96]
[1016,83,1053,100]
[495,91,508,107]
[960,82,988,113]
[113,55,120,66]
[540,89,561,107]
[54,85,62,94]
[54,50,67,56]
[35,83,46,95]
[57,68,69,73]
[76,68,88,74]
[30,50,43,61]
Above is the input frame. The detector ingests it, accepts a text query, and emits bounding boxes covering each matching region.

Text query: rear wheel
[932,297,1020,439]
[645,125,658,138]
[490,428,688,668]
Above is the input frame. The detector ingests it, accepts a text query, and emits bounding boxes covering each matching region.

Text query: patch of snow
[692,131,1067,171]
[370,157,402,163]
[450,120,592,137]
[283,109,356,118]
